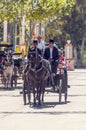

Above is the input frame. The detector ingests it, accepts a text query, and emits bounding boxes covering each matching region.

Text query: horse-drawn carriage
[0,50,5,83]
[0,44,16,88]
[22,51,68,106]
[12,52,23,76]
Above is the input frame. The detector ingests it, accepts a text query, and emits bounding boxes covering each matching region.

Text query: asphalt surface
[0,69,86,130]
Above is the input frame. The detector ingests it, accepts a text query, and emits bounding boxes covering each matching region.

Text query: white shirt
[50,48,53,59]
[37,41,45,51]
[24,56,28,63]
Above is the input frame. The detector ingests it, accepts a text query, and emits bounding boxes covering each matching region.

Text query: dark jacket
[44,46,59,61]
[28,46,41,59]
[44,46,59,73]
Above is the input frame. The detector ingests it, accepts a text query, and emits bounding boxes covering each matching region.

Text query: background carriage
[11,52,23,88]
[12,52,23,76]
[0,44,14,88]
[0,50,5,83]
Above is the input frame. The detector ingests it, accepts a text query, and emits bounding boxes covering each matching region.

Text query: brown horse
[27,64,48,106]
[23,54,50,106]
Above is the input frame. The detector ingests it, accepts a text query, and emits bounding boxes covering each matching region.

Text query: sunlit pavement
[0,69,86,130]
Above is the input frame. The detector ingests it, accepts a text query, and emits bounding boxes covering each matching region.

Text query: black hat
[49,39,54,43]
[33,40,38,44]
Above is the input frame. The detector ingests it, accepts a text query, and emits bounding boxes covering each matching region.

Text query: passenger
[43,39,59,87]
[43,39,59,74]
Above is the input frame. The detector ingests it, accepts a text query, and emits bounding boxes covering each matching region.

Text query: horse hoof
[38,103,41,107]
[33,103,36,107]
[24,102,26,105]
[36,96,39,100]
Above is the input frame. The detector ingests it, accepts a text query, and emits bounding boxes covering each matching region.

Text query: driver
[24,40,41,73]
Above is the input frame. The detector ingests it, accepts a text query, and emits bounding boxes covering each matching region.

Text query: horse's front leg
[6,78,9,88]
[4,78,7,88]
[33,86,36,106]
[9,75,13,88]
[3,73,7,88]
[41,84,46,103]
[42,80,47,103]
[1,73,4,84]
[11,76,13,88]
[38,85,42,106]
[15,78,17,88]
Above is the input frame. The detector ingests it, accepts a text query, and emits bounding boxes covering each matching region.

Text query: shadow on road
[69,94,86,97]
[71,85,86,86]
[0,86,22,91]
[37,101,70,109]
[0,110,86,116]
[24,101,70,109]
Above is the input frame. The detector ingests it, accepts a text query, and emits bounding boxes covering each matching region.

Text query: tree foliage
[63,0,86,45]
[0,0,75,22]
[45,0,86,46]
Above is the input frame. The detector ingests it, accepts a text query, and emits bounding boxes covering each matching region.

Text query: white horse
[3,53,14,88]
[3,64,14,88]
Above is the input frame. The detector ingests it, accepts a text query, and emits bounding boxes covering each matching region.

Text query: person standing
[37,35,45,56]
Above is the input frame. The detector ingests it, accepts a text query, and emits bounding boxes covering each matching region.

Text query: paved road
[0,69,86,130]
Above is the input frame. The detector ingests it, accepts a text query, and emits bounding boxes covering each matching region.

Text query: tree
[0,0,76,50]
[63,0,86,66]
[0,0,75,22]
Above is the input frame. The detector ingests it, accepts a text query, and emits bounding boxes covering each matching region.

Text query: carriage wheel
[23,76,31,105]
[64,76,68,103]
[59,79,62,103]
[23,93,26,105]
[64,69,68,103]
[63,72,68,103]
[23,83,26,105]
[64,91,67,103]
[27,92,31,104]
[62,72,68,103]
